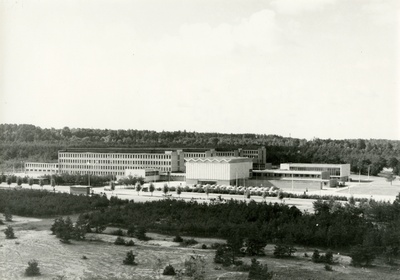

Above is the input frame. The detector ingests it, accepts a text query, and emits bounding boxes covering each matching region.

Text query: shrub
[214,245,232,267]
[123,250,137,265]
[201,244,207,249]
[350,245,376,267]
[162,264,176,276]
[211,243,223,249]
[181,238,198,246]
[25,259,41,276]
[4,225,15,239]
[273,244,296,258]
[248,258,273,280]
[325,250,333,264]
[136,226,150,241]
[127,224,135,237]
[112,228,124,236]
[312,250,321,263]
[81,255,88,260]
[114,236,126,245]
[325,264,333,271]
[125,240,135,246]
[173,235,183,242]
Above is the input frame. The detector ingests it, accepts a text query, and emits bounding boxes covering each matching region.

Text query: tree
[115,236,126,245]
[51,176,56,192]
[163,264,176,276]
[350,245,376,267]
[127,224,136,237]
[262,191,267,201]
[16,176,22,187]
[248,258,273,280]
[273,244,296,258]
[246,189,251,199]
[205,185,209,199]
[4,225,15,239]
[184,254,206,280]
[149,183,155,196]
[214,245,233,266]
[135,182,142,196]
[25,260,41,276]
[4,207,12,221]
[123,250,137,265]
[28,177,33,189]
[136,226,149,241]
[6,176,12,187]
[39,179,44,190]
[244,232,267,256]
[110,181,115,191]
[226,230,244,264]
[163,183,169,196]
[177,186,182,198]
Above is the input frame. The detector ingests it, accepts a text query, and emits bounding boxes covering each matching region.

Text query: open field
[1,215,400,279]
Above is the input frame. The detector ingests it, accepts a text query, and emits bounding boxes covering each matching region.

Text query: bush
[173,235,183,242]
[162,264,176,276]
[125,240,135,246]
[325,264,333,271]
[25,259,41,276]
[136,226,151,241]
[81,255,88,260]
[312,250,321,263]
[201,244,207,249]
[350,245,376,267]
[4,225,15,239]
[312,249,333,264]
[273,244,296,258]
[114,236,126,245]
[181,238,198,246]
[123,250,137,265]
[248,258,273,280]
[112,228,124,236]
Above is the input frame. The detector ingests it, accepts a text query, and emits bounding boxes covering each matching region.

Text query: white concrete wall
[186,161,252,181]
[186,162,230,180]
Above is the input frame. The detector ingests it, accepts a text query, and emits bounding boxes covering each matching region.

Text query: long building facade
[58,148,183,176]
[279,163,350,182]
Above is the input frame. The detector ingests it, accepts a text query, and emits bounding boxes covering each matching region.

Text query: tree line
[2,188,400,266]
[1,124,400,175]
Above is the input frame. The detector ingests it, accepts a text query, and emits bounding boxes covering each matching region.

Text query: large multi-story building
[58,148,183,177]
[24,147,268,179]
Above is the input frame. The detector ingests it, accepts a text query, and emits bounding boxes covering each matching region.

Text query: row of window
[59,153,172,160]
[25,163,58,168]
[59,159,171,165]
[60,165,172,172]
[290,167,341,176]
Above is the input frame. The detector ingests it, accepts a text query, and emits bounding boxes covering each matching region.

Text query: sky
[1,0,399,140]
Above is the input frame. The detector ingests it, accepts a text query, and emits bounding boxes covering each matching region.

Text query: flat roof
[59,148,176,154]
[282,163,350,167]
[254,169,325,175]
[186,157,253,163]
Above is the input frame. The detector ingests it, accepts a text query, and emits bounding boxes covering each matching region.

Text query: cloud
[155,9,279,57]
[271,0,336,15]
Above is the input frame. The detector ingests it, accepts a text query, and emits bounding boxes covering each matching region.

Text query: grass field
[1,215,400,279]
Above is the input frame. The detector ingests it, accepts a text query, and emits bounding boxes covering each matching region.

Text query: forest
[1,123,400,175]
[2,188,400,266]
